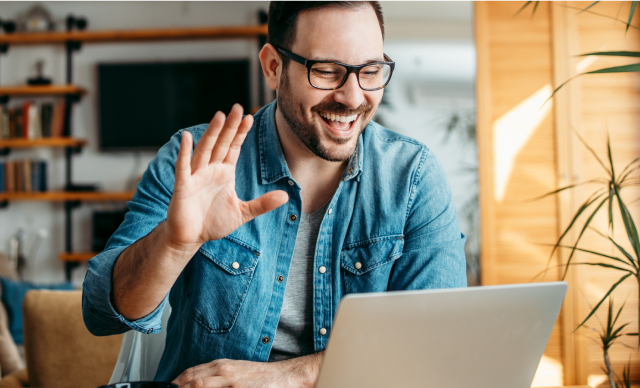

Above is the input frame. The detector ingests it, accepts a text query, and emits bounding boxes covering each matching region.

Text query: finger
[175,130,193,185]
[191,111,225,170]
[209,104,244,164]
[223,114,254,165]
[182,376,228,388]
[242,190,289,223]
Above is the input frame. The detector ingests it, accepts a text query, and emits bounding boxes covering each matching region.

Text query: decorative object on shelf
[0,16,268,281]
[27,60,51,86]
[66,14,88,32]
[0,19,17,34]
[16,4,55,33]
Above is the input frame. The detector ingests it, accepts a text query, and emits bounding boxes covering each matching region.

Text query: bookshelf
[58,252,95,262]
[0,137,87,149]
[0,85,87,96]
[0,25,269,45]
[0,191,134,202]
[0,19,268,280]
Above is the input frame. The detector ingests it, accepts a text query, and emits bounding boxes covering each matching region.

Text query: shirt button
[354,262,362,269]
[147,329,153,334]
[262,336,270,344]
[289,214,297,222]
[328,208,332,215]
[319,328,327,336]
[277,275,284,282]
[288,180,294,186]
[318,266,326,274]
[232,262,240,269]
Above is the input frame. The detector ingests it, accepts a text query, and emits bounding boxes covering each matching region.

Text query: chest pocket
[341,235,404,294]
[189,238,260,334]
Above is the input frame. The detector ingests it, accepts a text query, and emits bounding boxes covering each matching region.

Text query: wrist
[282,352,323,388]
[158,222,201,260]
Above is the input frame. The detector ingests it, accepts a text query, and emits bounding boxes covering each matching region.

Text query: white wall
[0,1,270,284]
[0,1,476,286]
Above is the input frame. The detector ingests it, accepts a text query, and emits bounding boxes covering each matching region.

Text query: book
[41,103,53,138]
[0,162,4,193]
[52,100,65,137]
[0,108,8,140]
[23,159,32,193]
[22,102,30,139]
[36,160,47,192]
[4,161,13,193]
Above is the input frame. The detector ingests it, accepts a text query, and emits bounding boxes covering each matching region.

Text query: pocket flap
[199,237,260,275]
[341,235,404,275]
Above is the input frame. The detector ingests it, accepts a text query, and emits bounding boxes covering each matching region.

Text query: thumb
[242,190,289,223]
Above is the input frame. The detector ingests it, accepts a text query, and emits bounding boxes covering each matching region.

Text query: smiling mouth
[318,111,359,132]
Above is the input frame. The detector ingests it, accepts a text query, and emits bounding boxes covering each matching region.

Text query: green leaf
[607,131,615,180]
[579,51,640,57]
[576,1,599,15]
[516,0,540,16]
[594,230,639,270]
[550,64,640,99]
[627,1,638,33]
[553,240,633,266]
[562,196,609,279]
[573,129,611,178]
[547,191,606,268]
[527,179,604,201]
[571,262,634,273]
[576,273,633,330]
[532,1,540,17]
[615,192,640,259]
[586,63,640,74]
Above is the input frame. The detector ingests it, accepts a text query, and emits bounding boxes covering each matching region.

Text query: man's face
[276,6,385,162]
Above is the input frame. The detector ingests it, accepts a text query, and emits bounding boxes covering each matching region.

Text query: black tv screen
[98,60,250,151]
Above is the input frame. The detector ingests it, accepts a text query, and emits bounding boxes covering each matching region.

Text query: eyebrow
[312,56,386,64]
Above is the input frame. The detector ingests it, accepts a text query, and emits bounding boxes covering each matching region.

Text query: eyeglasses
[276,47,395,91]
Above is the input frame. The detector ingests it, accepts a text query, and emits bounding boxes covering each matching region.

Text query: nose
[333,73,365,109]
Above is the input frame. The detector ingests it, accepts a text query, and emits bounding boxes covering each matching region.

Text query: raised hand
[164,104,289,254]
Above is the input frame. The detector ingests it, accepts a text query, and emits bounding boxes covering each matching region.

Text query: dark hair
[268,1,384,65]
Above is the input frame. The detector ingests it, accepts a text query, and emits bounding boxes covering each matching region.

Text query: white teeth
[320,112,357,123]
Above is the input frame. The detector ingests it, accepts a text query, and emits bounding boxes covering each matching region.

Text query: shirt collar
[258,100,364,185]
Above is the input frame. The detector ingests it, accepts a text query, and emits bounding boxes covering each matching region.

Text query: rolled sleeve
[390,147,467,290]
[81,126,206,336]
[83,246,168,336]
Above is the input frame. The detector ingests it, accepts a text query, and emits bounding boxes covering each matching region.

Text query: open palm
[165,104,288,253]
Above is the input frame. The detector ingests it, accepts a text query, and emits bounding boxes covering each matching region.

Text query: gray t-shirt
[268,202,329,362]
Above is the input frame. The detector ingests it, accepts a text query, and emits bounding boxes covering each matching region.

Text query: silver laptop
[316,282,567,388]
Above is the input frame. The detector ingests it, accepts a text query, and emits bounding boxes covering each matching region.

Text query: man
[82,2,466,387]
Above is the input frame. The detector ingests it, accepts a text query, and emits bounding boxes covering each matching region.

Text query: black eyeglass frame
[276,47,395,91]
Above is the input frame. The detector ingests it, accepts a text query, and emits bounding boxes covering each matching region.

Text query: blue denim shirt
[82,101,466,381]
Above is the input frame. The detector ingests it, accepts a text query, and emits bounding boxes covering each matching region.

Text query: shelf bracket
[0,147,10,157]
[0,200,7,209]
[0,95,9,104]
[66,40,82,53]
[0,44,8,54]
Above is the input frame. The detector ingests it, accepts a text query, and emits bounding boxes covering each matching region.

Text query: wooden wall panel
[477,1,640,386]
[572,1,640,383]
[475,2,565,386]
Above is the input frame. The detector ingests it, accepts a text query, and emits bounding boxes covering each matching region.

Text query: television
[98,60,251,151]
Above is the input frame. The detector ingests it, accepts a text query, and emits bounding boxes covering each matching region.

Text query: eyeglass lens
[309,62,392,90]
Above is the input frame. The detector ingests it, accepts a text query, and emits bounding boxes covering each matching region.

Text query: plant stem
[604,349,616,388]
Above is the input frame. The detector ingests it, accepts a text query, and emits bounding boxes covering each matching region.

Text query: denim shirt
[82,101,467,382]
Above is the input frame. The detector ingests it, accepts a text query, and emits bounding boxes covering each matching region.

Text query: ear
[259,43,282,91]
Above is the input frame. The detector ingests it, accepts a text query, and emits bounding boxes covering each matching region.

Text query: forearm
[112,221,199,320]
[280,351,324,388]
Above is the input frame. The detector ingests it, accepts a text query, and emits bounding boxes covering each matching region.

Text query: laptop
[315,281,567,388]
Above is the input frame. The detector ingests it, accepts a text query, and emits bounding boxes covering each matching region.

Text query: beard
[277,71,375,162]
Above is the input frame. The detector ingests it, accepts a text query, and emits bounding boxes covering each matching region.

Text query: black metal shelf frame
[0,11,269,281]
